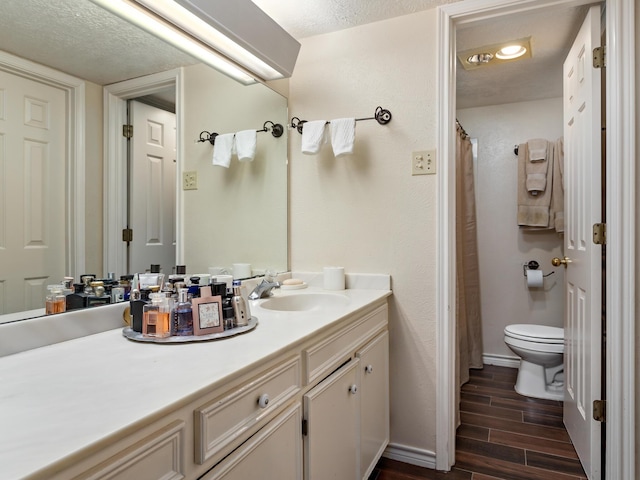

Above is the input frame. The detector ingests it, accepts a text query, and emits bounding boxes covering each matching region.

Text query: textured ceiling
[251,0,461,39]
[0,0,199,85]
[254,0,595,109]
[1,0,596,108]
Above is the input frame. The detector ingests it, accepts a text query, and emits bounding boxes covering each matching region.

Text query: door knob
[551,256,572,267]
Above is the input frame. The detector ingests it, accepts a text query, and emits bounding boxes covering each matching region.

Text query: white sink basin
[258,293,350,312]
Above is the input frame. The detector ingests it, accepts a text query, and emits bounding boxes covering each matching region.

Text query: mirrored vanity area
[0,0,288,320]
[0,1,391,479]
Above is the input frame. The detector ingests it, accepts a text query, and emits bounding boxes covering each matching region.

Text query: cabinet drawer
[195,356,301,465]
[304,305,387,385]
[78,421,184,480]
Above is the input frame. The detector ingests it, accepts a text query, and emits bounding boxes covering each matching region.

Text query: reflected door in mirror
[0,70,67,314]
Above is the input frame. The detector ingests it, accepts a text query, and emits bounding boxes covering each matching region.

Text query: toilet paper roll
[232,263,252,279]
[526,269,544,288]
[323,266,345,291]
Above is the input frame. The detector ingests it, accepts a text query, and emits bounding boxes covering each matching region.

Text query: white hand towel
[235,129,257,162]
[212,133,235,168]
[330,118,356,157]
[527,138,547,162]
[301,120,327,155]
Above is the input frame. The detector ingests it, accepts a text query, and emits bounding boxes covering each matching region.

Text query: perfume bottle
[174,288,193,336]
[143,293,170,338]
[232,280,249,327]
[45,285,66,315]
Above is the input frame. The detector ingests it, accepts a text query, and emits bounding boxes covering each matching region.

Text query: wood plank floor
[370,365,587,480]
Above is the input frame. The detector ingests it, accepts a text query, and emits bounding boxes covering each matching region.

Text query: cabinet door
[304,359,360,480]
[357,331,390,480]
[200,404,302,480]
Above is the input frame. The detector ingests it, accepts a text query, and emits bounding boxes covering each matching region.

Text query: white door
[129,100,176,275]
[562,5,602,479]
[0,70,66,314]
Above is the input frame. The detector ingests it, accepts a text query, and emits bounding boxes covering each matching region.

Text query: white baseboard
[482,353,520,369]
[383,443,436,470]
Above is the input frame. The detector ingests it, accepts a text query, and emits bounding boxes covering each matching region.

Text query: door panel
[562,5,602,479]
[129,100,176,275]
[0,70,66,314]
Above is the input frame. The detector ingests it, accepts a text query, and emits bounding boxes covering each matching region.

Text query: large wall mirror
[0,0,289,319]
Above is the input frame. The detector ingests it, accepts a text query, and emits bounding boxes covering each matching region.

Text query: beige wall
[84,81,103,276]
[182,64,289,275]
[457,98,565,359]
[289,10,439,453]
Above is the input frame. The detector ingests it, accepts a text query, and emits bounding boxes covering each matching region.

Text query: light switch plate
[412,150,436,175]
[183,171,198,190]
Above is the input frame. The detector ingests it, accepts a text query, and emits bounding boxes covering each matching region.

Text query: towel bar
[290,106,392,134]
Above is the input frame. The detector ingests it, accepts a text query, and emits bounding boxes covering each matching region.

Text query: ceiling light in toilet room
[457,37,532,70]
[496,44,527,60]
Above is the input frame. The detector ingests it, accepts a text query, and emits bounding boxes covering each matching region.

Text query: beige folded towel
[525,139,550,193]
[528,138,548,162]
[517,142,555,228]
[550,137,564,232]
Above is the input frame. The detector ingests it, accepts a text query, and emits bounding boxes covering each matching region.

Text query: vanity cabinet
[2,290,390,480]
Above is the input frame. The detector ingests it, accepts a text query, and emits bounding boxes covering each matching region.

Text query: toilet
[504,324,564,401]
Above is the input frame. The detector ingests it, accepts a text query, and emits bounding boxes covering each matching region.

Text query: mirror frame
[103,68,184,275]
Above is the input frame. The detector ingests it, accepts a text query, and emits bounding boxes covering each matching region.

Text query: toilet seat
[504,324,564,344]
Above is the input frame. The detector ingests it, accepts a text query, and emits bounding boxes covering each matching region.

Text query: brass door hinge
[593,223,606,245]
[593,399,606,422]
[122,228,133,242]
[593,46,606,69]
[122,124,133,138]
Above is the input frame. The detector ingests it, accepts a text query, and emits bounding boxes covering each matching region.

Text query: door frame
[435,0,635,478]
[103,68,184,275]
[0,50,85,280]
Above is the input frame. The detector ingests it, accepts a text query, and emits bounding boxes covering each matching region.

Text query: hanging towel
[301,120,327,155]
[550,137,565,232]
[525,139,550,194]
[517,142,555,228]
[212,133,235,168]
[527,138,548,162]
[330,118,356,157]
[235,129,257,162]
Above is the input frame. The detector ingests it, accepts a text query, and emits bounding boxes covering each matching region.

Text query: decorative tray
[122,317,258,343]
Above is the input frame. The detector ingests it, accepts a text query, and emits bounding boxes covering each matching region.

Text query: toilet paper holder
[522,260,555,278]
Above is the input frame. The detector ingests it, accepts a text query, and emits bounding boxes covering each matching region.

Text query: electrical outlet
[183,171,198,190]
[411,150,436,175]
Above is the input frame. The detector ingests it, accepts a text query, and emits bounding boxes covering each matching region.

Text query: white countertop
[0,287,390,480]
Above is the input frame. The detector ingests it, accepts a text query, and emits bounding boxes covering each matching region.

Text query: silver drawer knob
[349,384,358,395]
[258,393,270,409]
[365,365,374,374]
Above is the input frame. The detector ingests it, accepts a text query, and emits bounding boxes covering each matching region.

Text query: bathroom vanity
[0,286,390,480]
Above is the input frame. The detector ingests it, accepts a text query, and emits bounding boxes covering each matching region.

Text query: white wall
[457,99,565,359]
[289,10,439,456]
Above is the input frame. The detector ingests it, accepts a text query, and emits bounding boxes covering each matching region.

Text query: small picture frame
[192,295,224,335]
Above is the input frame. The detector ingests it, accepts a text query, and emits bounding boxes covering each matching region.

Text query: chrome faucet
[248,278,280,300]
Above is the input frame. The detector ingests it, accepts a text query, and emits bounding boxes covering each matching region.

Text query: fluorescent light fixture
[88,0,292,84]
[496,45,527,60]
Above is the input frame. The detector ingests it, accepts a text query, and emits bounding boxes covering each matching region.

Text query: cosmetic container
[174,288,193,336]
[232,280,250,327]
[45,285,66,315]
[142,293,170,338]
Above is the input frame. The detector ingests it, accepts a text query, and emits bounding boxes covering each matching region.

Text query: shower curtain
[455,122,483,421]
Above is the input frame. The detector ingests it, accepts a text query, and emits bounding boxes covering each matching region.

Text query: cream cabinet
[13,295,389,480]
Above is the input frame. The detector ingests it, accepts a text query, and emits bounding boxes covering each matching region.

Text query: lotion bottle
[232,280,250,327]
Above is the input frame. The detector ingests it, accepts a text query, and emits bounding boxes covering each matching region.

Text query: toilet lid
[504,324,564,344]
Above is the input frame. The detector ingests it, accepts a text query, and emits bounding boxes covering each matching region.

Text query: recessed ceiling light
[495,45,527,60]
[466,53,494,65]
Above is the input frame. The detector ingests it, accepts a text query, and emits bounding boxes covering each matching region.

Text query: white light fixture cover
[147,0,300,80]
[89,0,300,83]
